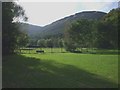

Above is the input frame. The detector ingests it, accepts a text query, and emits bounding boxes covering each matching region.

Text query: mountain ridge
[20,11,107,39]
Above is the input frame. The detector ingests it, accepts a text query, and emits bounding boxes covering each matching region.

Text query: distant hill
[19,23,43,38]
[20,11,107,39]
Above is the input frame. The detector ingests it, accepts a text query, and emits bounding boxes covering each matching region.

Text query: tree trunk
[61,47,62,53]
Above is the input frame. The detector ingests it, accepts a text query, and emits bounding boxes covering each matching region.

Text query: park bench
[36,50,44,53]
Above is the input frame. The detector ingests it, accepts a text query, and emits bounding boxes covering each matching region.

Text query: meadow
[3,48,119,88]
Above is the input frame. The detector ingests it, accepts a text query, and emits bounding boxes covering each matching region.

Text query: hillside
[20,11,107,39]
[19,23,43,38]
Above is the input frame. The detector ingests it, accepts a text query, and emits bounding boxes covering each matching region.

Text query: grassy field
[3,48,119,88]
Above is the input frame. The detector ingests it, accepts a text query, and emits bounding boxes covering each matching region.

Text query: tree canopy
[97,8,119,49]
[64,8,119,52]
[2,2,28,55]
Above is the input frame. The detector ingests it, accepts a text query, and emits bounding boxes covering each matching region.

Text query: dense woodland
[2,2,119,55]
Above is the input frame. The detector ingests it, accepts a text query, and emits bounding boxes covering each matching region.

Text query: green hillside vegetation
[19,11,106,40]
[24,8,119,52]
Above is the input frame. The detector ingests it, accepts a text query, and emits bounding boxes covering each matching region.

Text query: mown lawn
[3,51,119,88]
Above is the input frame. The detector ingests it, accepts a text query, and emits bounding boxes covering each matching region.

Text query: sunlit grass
[23,53,118,84]
[3,48,119,88]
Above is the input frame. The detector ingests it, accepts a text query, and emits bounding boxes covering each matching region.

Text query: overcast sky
[18,0,119,26]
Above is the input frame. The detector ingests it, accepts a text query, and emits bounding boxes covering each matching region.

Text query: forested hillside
[20,11,106,39]
[19,8,119,50]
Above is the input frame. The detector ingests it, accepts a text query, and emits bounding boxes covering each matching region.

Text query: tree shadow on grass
[90,50,120,55]
[92,52,119,55]
[2,54,118,88]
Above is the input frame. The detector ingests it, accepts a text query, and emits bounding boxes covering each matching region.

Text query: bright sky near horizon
[17,0,119,26]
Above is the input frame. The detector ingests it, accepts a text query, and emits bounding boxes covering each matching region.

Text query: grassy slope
[3,52,118,88]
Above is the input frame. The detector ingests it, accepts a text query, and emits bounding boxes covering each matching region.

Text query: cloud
[77,2,113,11]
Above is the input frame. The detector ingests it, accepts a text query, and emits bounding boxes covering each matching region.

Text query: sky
[17,0,119,26]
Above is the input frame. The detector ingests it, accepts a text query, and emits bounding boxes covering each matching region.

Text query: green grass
[17,48,67,54]
[3,49,119,88]
[17,47,119,55]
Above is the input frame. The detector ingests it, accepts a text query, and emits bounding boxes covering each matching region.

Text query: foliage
[64,8,119,51]
[37,39,46,48]
[97,8,119,49]
[45,39,53,48]
[58,39,64,48]
[64,19,97,51]
[2,2,28,55]
[17,30,29,48]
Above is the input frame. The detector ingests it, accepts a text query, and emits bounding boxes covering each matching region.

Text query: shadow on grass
[92,52,119,55]
[69,49,119,55]
[2,54,118,88]
[90,49,120,55]
[72,51,119,55]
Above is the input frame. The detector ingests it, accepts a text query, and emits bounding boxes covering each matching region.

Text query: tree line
[28,38,64,49]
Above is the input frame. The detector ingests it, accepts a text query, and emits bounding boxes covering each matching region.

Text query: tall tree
[37,39,46,49]
[2,2,28,55]
[46,39,54,53]
[17,31,29,48]
[97,8,119,49]
[64,19,97,52]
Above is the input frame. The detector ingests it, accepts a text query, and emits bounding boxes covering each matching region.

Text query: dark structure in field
[36,50,44,53]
